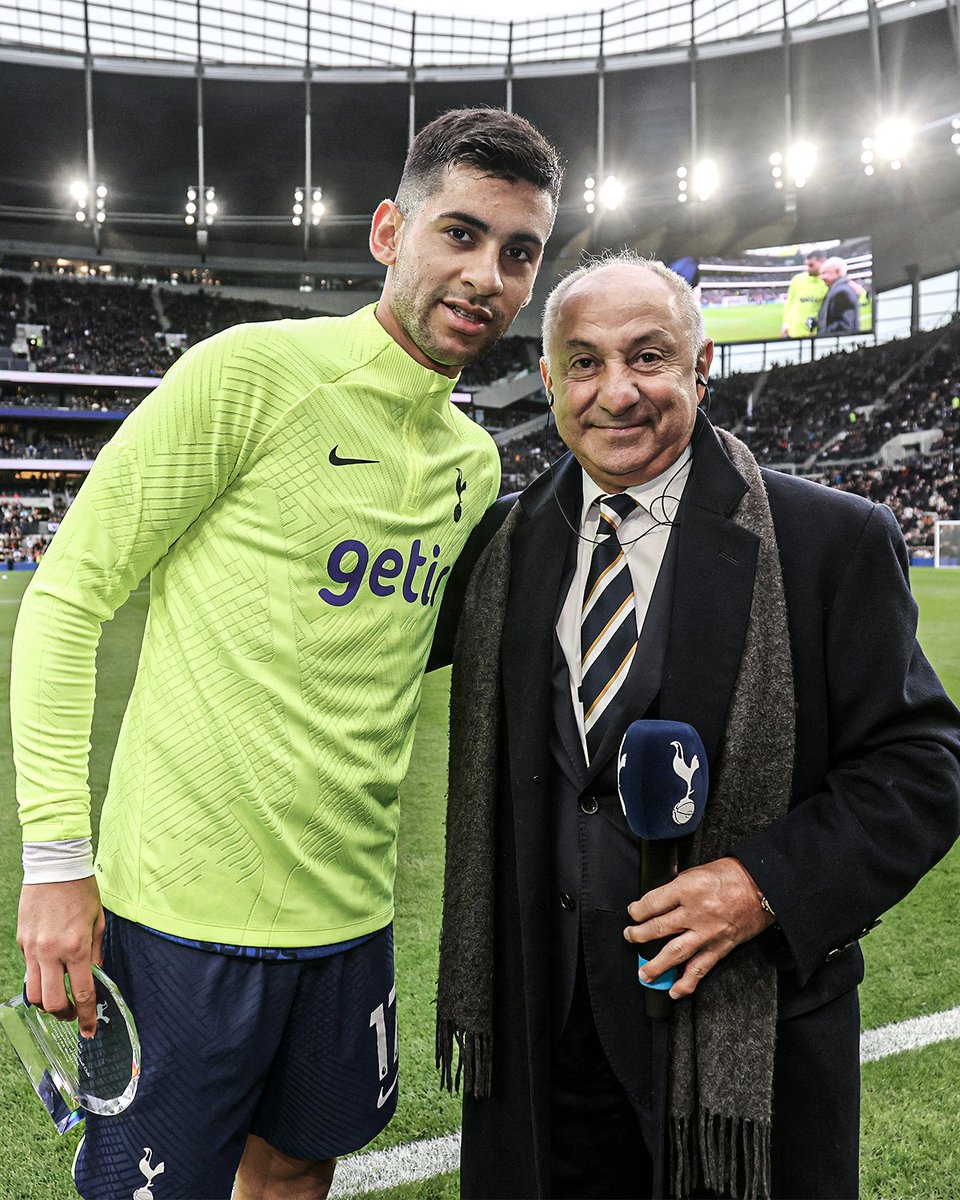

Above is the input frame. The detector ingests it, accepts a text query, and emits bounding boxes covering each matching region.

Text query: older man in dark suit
[434,255,960,1200]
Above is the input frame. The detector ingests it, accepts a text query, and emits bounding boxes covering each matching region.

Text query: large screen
[669,237,873,346]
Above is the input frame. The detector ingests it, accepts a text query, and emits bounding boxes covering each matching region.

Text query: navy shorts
[74,913,398,1199]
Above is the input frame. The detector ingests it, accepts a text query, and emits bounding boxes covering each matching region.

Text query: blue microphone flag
[617,720,709,840]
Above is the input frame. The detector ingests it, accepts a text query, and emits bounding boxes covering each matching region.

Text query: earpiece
[695,373,708,389]
[547,392,554,406]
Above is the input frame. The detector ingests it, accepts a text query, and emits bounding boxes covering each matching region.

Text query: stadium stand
[0,272,957,561]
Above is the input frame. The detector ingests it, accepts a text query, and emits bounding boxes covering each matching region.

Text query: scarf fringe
[436,1019,493,1099]
[671,1109,771,1200]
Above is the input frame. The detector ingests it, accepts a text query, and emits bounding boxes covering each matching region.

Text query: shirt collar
[578,444,693,531]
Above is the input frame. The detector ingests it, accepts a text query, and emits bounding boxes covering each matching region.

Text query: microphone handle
[640,839,678,1021]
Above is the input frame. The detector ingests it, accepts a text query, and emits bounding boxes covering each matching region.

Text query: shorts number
[369,986,398,1082]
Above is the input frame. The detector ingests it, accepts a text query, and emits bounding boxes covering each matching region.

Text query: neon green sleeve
[10,323,278,841]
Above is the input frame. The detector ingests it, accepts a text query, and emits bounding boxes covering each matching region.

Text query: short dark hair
[395,107,564,216]
[805,250,827,261]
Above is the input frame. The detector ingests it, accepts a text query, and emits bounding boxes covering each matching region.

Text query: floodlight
[786,141,815,183]
[292,216,302,227]
[96,184,108,199]
[95,211,105,224]
[69,180,87,205]
[294,188,304,202]
[599,175,625,210]
[676,166,687,179]
[874,118,913,163]
[584,176,595,189]
[586,202,596,214]
[74,211,86,223]
[185,186,212,224]
[293,203,303,215]
[692,159,718,202]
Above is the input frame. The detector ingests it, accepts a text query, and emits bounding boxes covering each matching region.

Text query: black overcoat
[432,413,960,1198]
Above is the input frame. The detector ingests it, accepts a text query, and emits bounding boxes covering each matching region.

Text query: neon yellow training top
[11,304,500,946]
[781,270,828,338]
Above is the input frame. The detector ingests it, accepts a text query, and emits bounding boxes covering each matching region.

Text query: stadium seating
[0,272,957,562]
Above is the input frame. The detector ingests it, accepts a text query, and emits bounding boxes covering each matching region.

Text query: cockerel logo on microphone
[617,720,709,842]
[670,740,700,825]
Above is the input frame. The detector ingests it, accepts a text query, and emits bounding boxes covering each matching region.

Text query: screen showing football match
[670,237,873,346]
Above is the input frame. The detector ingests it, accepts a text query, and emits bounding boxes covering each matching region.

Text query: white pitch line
[330,1132,461,1197]
[330,1007,960,1196]
[860,1004,960,1063]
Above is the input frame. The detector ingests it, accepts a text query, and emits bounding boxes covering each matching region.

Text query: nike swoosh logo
[329,446,380,467]
[377,1071,399,1108]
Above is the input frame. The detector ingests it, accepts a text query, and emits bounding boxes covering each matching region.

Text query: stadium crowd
[25,278,171,376]
[459,335,535,389]
[0,498,66,563]
[1,269,958,555]
[0,432,106,460]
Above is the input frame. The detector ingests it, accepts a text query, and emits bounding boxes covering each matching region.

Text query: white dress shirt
[556,447,692,757]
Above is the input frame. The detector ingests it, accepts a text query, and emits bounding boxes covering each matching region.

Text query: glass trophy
[0,963,141,1134]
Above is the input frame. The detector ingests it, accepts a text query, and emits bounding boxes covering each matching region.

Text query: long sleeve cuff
[22,838,95,884]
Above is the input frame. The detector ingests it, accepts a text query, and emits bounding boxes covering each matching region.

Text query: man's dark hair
[806,250,827,261]
[395,107,563,216]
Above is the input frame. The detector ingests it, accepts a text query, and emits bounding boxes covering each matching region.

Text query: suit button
[579,795,599,814]
[559,893,575,911]
[532,775,542,785]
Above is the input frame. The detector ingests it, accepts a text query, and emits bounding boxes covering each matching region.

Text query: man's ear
[369,199,403,267]
[540,357,553,403]
[697,339,715,384]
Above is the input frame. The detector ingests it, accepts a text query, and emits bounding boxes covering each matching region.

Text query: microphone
[617,719,709,1019]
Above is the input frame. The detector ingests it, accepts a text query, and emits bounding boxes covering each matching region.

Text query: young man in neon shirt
[12,106,562,1199]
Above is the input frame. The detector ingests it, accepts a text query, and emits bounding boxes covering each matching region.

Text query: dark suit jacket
[432,413,960,1197]
[818,278,861,335]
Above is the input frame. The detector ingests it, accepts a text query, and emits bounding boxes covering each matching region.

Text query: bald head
[820,257,848,286]
[542,253,706,370]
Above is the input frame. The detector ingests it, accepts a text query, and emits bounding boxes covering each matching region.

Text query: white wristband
[22,839,95,885]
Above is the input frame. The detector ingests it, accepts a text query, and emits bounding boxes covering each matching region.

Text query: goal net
[934,520,960,568]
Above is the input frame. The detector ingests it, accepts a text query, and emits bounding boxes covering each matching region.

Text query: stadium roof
[0,0,951,74]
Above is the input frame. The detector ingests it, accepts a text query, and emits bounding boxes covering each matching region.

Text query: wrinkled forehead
[552,266,684,348]
[554,266,676,331]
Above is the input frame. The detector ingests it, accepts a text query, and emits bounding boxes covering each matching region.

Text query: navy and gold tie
[580,493,639,762]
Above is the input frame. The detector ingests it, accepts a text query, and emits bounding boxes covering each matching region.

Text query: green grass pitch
[0,565,956,1199]
[704,300,875,346]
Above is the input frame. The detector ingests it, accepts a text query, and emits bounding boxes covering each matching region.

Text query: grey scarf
[437,429,795,1199]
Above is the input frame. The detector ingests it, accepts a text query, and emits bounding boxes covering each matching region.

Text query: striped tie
[580,492,639,762]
